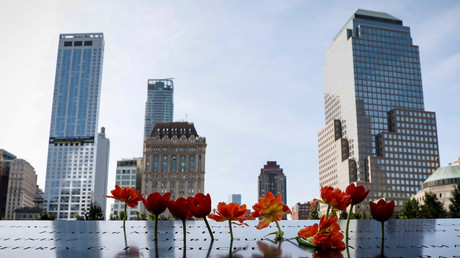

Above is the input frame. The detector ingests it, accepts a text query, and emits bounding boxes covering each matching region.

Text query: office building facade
[258,161,287,204]
[44,33,109,220]
[318,10,440,211]
[141,122,206,217]
[144,79,174,137]
[111,158,142,220]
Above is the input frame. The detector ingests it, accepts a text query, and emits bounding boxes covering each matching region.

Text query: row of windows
[354,56,420,69]
[64,40,93,47]
[145,155,201,173]
[360,27,410,39]
[396,123,435,131]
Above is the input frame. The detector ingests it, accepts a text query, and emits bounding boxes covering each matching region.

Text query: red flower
[187,193,211,218]
[142,192,170,215]
[298,215,345,249]
[251,192,291,229]
[346,184,369,205]
[208,202,251,225]
[105,185,143,208]
[311,186,351,211]
[168,197,193,220]
[370,199,395,222]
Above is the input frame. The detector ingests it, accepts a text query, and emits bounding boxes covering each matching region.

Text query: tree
[77,203,105,220]
[134,212,148,220]
[110,211,125,220]
[419,192,447,218]
[398,199,420,219]
[339,210,348,219]
[36,211,56,220]
[308,205,320,220]
[449,180,460,218]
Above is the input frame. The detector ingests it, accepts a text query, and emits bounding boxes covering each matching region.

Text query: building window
[153,156,159,172]
[171,156,177,172]
[162,156,169,172]
[180,156,186,172]
[189,155,195,172]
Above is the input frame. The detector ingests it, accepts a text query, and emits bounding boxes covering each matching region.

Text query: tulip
[208,202,251,240]
[311,186,351,217]
[370,199,395,222]
[187,193,214,240]
[142,192,171,240]
[345,184,369,246]
[370,199,395,255]
[251,192,291,241]
[168,197,193,242]
[297,215,345,249]
[105,185,143,230]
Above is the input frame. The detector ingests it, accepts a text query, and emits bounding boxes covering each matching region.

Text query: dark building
[258,161,287,204]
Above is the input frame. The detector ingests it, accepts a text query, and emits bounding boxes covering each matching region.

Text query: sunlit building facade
[318,10,440,212]
[111,158,142,220]
[141,122,206,218]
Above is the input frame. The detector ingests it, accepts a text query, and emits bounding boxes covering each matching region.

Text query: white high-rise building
[44,33,109,220]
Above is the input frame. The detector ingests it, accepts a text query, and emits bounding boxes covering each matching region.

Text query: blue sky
[1,0,459,215]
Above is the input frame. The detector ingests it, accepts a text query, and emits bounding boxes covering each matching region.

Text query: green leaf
[297,237,317,248]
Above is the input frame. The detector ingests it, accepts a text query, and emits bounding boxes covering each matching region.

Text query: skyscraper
[44,33,109,220]
[258,161,287,204]
[318,10,440,211]
[144,79,174,137]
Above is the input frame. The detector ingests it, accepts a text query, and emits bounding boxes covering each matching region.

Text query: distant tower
[141,122,206,217]
[43,33,109,220]
[258,161,287,204]
[144,79,174,137]
[228,194,242,205]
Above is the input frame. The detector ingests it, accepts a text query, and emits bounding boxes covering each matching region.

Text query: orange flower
[298,215,345,249]
[105,184,143,208]
[251,192,291,229]
[311,186,351,212]
[208,202,251,225]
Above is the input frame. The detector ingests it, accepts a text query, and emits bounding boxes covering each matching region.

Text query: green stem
[274,219,283,241]
[154,214,158,241]
[326,205,331,218]
[345,203,354,247]
[182,219,187,242]
[203,217,214,241]
[228,220,234,240]
[381,221,385,244]
[123,204,128,250]
[123,204,127,230]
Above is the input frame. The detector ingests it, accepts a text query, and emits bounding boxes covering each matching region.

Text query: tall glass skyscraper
[144,79,174,137]
[44,33,110,220]
[318,10,440,211]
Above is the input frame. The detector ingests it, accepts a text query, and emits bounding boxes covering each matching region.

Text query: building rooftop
[150,122,198,138]
[423,165,460,184]
[354,9,402,25]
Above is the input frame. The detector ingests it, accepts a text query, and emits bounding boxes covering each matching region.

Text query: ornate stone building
[141,122,206,217]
